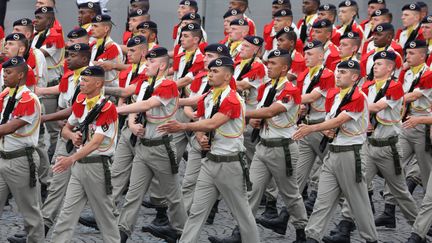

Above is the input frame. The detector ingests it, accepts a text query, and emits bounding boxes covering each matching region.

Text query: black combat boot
[293,228,307,243]
[322,220,355,243]
[78,214,99,230]
[302,184,309,200]
[151,206,169,226]
[120,230,128,243]
[208,226,241,243]
[368,190,375,214]
[406,233,426,243]
[305,190,317,215]
[261,198,278,219]
[142,224,181,243]
[375,203,396,228]
[6,236,27,243]
[206,200,220,225]
[406,177,418,194]
[329,219,356,236]
[427,227,432,237]
[256,206,289,235]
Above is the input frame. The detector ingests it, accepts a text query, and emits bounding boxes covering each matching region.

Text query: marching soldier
[362,9,398,56]
[324,51,418,242]
[294,60,378,243]
[123,8,150,46]
[117,47,187,243]
[89,14,123,87]
[422,15,432,66]
[297,0,319,44]
[263,0,292,51]
[275,27,306,80]
[221,8,244,45]
[335,0,364,43]
[228,0,256,36]
[361,0,386,42]
[226,19,250,60]
[123,0,150,47]
[137,20,159,50]
[396,3,425,49]
[316,4,340,46]
[338,31,361,62]
[66,27,90,47]
[78,1,101,38]
[173,0,199,42]
[0,57,44,243]
[158,56,260,243]
[311,19,341,71]
[50,66,119,242]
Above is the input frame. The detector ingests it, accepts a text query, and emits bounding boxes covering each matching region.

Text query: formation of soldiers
[0,0,432,242]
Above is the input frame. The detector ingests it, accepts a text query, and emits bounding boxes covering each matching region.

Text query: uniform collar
[85,94,101,110]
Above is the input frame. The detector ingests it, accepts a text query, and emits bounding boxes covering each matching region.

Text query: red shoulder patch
[218,89,241,119]
[153,80,179,99]
[96,101,118,126]
[12,91,36,117]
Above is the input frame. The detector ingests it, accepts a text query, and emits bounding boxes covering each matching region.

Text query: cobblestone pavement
[1,159,431,243]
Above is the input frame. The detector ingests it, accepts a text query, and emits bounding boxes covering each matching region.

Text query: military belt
[261,138,294,176]
[206,152,253,191]
[303,118,325,125]
[0,147,37,188]
[368,136,401,175]
[78,155,113,195]
[329,144,363,183]
[140,135,178,174]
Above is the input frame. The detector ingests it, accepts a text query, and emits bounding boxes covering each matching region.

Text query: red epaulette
[44,27,65,48]
[241,61,266,80]
[172,24,179,40]
[263,21,274,51]
[296,68,309,91]
[395,29,403,42]
[172,45,183,71]
[152,80,179,99]
[360,19,369,30]
[391,41,404,58]
[256,82,268,102]
[96,43,120,61]
[96,101,118,126]
[325,87,365,113]
[72,93,86,118]
[119,65,132,88]
[59,70,74,93]
[418,70,432,89]
[331,28,341,46]
[199,42,208,54]
[189,53,205,75]
[218,89,241,119]
[361,80,375,96]
[12,91,36,117]
[277,81,302,104]
[190,71,208,93]
[26,49,36,69]
[427,55,432,67]
[385,81,404,100]
[0,88,9,113]
[291,51,306,75]
[325,44,340,71]
[246,17,256,36]
[123,31,132,46]
[0,26,4,39]
[319,69,335,91]
[219,35,229,45]
[25,67,37,87]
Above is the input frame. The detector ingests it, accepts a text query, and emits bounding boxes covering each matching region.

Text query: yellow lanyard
[375,79,386,92]
[86,95,101,110]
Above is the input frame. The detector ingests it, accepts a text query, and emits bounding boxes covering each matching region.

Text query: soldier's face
[311,28,330,44]
[422,23,432,39]
[229,1,245,12]
[367,4,385,17]
[13,26,33,40]
[146,57,166,76]
[180,32,198,50]
[272,4,286,16]
[304,48,323,67]
[338,7,356,24]
[370,15,389,28]
[229,25,247,41]
[78,9,95,26]
[224,16,237,32]
[3,67,23,87]
[401,10,420,27]
[80,76,102,95]
[267,57,287,79]
[204,52,219,69]
[318,11,335,23]
[338,39,357,58]
[129,16,149,32]
[373,59,393,79]
[137,29,151,41]
[273,17,292,33]
[33,14,50,32]
[302,0,317,15]
[91,23,109,39]
[277,35,293,50]
[127,45,146,64]
[208,67,229,87]
[4,41,23,58]
[335,69,357,88]
[373,31,391,47]
[177,5,194,20]
[405,49,426,67]
[239,41,256,59]
[65,51,82,70]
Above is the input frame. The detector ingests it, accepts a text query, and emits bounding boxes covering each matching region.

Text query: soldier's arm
[293,113,352,140]
[68,133,105,162]
[158,112,231,133]
[301,89,321,104]
[105,84,137,98]
[0,119,28,137]
[42,107,72,123]
[368,99,388,113]
[35,85,60,96]
[236,79,252,91]
[404,90,423,103]
[176,76,193,88]
[403,116,432,129]
[117,96,162,114]
[179,95,201,106]
[246,102,287,119]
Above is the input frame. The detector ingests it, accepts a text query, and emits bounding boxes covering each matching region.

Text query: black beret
[373,23,394,33]
[244,36,264,47]
[67,43,91,52]
[272,0,290,5]
[35,6,54,15]
[78,2,101,11]
[223,8,243,19]
[130,0,148,3]
[368,0,385,4]
[422,15,432,24]
[371,8,390,17]
[318,4,336,11]
[181,12,201,21]
[204,43,230,57]
[304,40,323,51]
[181,23,201,32]
[273,9,293,18]
[137,21,157,31]
[402,3,421,12]
[275,26,295,39]
[81,66,105,77]
[339,0,357,8]
[13,18,33,27]
[373,50,397,62]
[180,0,197,7]
[230,18,248,26]
[337,60,360,70]
[416,1,427,8]
[405,40,427,49]
[5,33,26,42]
[127,35,147,47]
[340,31,360,40]
[312,19,332,29]
[129,8,147,18]
[145,47,168,58]
[208,56,234,69]
[67,28,88,39]
[91,14,112,23]
[2,56,26,69]
[268,49,290,59]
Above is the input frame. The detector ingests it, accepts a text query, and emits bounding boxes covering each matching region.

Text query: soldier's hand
[403,116,419,129]
[322,129,335,138]
[299,105,307,116]
[157,120,186,133]
[198,135,210,151]
[72,131,83,147]
[94,61,114,71]
[249,119,261,129]
[293,124,313,140]
[52,156,74,173]
[130,123,145,137]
